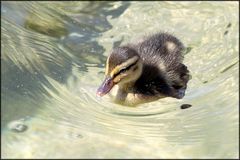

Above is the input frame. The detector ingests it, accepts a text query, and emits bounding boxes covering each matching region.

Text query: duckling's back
[133,33,190,99]
[135,33,184,68]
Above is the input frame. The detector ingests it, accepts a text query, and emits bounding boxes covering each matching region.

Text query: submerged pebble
[67,132,83,139]
[224,30,229,35]
[74,134,83,138]
[227,22,232,28]
[180,104,192,109]
[8,120,28,133]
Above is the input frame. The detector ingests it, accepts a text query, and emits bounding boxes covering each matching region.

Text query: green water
[1,1,239,158]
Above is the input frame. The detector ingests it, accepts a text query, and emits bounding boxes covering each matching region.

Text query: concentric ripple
[1,1,239,159]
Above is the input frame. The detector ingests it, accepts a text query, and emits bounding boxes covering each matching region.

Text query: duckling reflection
[97,33,191,106]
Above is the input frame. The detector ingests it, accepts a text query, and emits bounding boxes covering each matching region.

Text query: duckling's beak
[97,76,114,97]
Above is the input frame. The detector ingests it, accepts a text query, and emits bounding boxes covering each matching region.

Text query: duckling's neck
[118,81,135,92]
[113,82,135,105]
[114,81,159,106]
[113,80,138,103]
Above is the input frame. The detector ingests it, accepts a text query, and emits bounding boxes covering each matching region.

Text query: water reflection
[1,1,239,159]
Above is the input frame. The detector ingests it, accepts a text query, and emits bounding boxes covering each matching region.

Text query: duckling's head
[97,46,143,97]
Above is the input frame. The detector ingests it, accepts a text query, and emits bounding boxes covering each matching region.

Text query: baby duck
[97,32,191,106]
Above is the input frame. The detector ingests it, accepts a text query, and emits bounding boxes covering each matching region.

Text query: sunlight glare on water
[1,1,239,158]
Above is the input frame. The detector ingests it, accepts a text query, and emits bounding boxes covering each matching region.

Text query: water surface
[1,1,239,158]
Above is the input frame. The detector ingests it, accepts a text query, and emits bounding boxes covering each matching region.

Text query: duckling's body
[97,32,190,106]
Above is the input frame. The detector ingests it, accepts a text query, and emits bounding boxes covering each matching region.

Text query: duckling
[97,32,191,106]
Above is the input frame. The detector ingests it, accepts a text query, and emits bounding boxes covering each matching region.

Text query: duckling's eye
[113,67,129,78]
[119,68,128,74]
[113,60,138,78]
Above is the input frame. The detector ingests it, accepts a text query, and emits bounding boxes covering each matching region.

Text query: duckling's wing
[165,63,191,99]
[135,64,176,97]
[135,63,190,99]
[134,33,190,99]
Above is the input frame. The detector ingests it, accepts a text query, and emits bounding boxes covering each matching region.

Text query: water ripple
[1,1,238,159]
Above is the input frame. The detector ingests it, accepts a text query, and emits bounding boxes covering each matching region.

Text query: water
[1,1,239,158]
